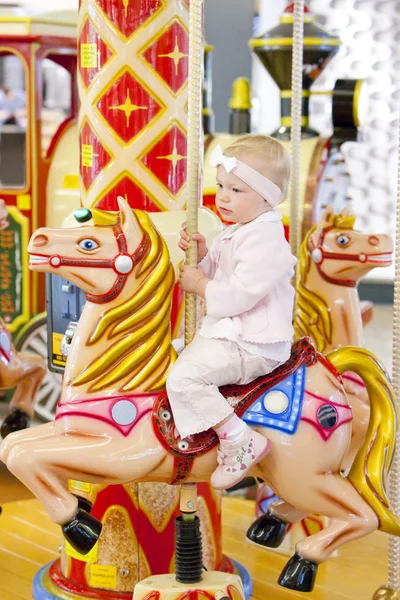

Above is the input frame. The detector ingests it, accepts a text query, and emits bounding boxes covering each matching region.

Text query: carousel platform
[0,473,389,600]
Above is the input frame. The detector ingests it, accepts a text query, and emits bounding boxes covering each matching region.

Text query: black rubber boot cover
[62,508,102,555]
[1,408,30,438]
[246,513,287,548]
[175,516,203,584]
[278,552,318,592]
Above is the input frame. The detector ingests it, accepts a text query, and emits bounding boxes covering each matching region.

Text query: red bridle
[308,225,391,288]
[39,224,149,304]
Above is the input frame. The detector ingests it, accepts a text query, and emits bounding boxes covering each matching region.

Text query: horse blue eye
[337,235,350,246]
[79,239,99,251]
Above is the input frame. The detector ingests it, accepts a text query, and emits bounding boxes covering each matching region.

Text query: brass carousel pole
[289,0,304,260]
[373,109,400,600]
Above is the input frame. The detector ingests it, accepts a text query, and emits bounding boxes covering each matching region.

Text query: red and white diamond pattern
[79,0,189,213]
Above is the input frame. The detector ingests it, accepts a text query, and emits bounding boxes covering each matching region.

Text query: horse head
[27,197,146,302]
[304,207,393,285]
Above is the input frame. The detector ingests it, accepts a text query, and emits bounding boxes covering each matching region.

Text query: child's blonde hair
[223,134,291,203]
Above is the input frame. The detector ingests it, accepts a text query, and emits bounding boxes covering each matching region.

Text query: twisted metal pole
[180,0,204,531]
[184,0,204,347]
[373,109,400,600]
[289,0,304,260]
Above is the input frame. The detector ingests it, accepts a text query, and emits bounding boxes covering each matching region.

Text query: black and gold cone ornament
[249,2,341,138]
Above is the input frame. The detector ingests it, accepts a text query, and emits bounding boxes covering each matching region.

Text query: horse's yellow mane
[293,212,356,352]
[71,209,177,393]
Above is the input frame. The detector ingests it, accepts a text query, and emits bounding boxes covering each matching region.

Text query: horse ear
[117,196,142,239]
[319,206,335,225]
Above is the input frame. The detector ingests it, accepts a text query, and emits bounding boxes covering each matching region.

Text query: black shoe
[74,495,93,514]
[278,552,318,592]
[62,508,102,555]
[246,513,287,548]
[1,408,30,438]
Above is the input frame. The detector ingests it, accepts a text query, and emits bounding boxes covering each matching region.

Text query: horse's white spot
[0,331,10,353]
[115,255,134,274]
[263,391,289,414]
[112,400,137,425]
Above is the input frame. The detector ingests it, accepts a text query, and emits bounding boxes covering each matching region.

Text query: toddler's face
[215,162,271,224]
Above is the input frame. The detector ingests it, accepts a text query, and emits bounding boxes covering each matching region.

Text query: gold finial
[229,77,252,110]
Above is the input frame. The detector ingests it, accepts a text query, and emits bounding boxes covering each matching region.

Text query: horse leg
[2,355,46,438]
[9,355,46,417]
[0,421,56,463]
[278,475,378,592]
[247,499,308,549]
[5,426,166,552]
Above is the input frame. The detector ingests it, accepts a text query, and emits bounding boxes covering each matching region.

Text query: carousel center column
[33,1,230,599]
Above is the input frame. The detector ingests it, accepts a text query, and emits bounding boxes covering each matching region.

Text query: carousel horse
[294,206,392,467]
[1,198,399,593]
[250,207,393,550]
[0,199,47,437]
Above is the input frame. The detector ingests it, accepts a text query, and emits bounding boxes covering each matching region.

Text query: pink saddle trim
[56,394,158,436]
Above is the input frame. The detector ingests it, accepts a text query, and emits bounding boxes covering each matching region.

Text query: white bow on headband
[208,143,282,207]
[209,144,237,173]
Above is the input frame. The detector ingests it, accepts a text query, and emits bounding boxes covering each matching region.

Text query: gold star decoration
[109,89,148,128]
[122,0,129,18]
[156,141,186,175]
[159,37,188,75]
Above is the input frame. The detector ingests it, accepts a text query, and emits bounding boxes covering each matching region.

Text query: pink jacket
[199,211,297,344]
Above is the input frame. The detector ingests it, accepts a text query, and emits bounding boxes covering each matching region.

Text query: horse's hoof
[278,552,318,592]
[74,495,93,514]
[246,513,287,548]
[1,409,30,438]
[62,509,102,555]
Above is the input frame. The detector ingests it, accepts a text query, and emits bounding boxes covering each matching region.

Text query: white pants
[166,334,280,439]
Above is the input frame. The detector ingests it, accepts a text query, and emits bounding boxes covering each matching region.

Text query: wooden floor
[0,477,390,600]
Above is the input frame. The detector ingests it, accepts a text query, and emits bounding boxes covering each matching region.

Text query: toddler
[166,135,297,490]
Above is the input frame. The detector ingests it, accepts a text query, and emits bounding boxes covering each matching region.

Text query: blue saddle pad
[242,364,305,435]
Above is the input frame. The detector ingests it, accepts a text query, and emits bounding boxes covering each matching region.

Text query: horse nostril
[368,236,380,247]
[32,234,48,247]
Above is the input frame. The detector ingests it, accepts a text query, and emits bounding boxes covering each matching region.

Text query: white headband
[209,144,282,208]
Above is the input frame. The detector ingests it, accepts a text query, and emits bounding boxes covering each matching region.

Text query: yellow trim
[203,187,217,196]
[79,116,115,195]
[310,90,333,96]
[281,116,309,127]
[202,108,214,116]
[42,569,78,600]
[205,43,214,52]
[30,44,39,314]
[280,90,310,99]
[0,16,77,27]
[353,79,364,128]
[137,119,187,202]
[77,13,116,93]
[14,310,46,346]
[137,15,189,100]
[94,0,166,42]
[4,206,30,333]
[0,47,31,195]
[249,37,341,48]
[91,169,166,213]
[280,14,316,24]
[93,64,167,148]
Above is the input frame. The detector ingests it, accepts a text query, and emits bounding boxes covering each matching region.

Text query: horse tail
[327,346,400,536]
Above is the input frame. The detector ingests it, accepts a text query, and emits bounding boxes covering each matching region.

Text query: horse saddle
[153,338,317,481]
